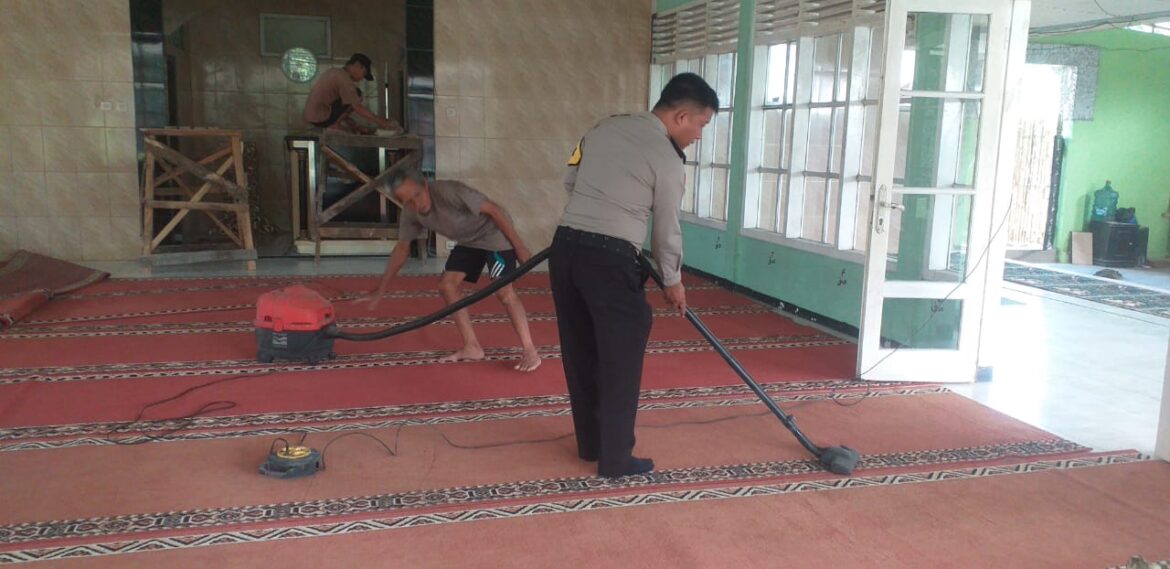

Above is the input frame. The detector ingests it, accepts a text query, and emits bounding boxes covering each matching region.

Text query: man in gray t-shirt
[363,169,541,372]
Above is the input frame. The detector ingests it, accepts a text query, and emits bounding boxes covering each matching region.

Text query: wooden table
[312,131,424,262]
[140,128,256,266]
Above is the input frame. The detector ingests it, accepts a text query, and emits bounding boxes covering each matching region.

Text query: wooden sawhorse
[141,128,256,266]
[312,131,424,262]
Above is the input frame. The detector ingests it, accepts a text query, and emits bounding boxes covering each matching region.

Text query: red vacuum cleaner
[254,285,339,364]
[253,251,551,364]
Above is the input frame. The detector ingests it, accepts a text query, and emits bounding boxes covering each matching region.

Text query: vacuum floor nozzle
[818,445,861,475]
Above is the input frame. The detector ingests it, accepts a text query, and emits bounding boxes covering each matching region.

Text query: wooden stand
[141,128,256,267]
[312,131,424,262]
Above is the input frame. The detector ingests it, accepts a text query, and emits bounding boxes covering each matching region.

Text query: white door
[858,0,1030,382]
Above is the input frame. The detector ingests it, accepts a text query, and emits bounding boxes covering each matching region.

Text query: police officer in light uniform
[550,73,718,478]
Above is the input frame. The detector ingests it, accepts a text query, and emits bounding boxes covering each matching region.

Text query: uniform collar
[640,111,686,161]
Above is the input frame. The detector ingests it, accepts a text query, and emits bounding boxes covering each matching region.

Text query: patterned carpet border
[0,439,1094,548]
[0,306,770,340]
[0,335,851,385]
[1004,263,1170,319]
[0,450,1139,564]
[0,384,947,452]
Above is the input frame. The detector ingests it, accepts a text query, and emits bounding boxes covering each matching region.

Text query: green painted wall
[736,238,865,325]
[1033,29,1170,262]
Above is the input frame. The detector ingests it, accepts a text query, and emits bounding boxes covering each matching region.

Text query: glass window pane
[697,166,714,218]
[765,44,790,105]
[758,172,780,231]
[701,119,716,163]
[714,112,731,164]
[762,109,783,169]
[860,105,878,177]
[825,179,841,245]
[802,178,827,242]
[830,107,845,174]
[807,108,832,173]
[903,13,990,93]
[898,97,981,188]
[867,27,885,101]
[894,104,910,182]
[836,38,850,103]
[717,53,735,107]
[712,167,729,221]
[812,34,840,103]
[683,164,697,213]
[885,193,972,282]
[880,298,963,349]
[778,173,789,231]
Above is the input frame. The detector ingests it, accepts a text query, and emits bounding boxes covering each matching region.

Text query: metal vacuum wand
[638,254,861,475]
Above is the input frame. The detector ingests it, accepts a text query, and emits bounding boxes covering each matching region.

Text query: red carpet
[0,269,1167,567]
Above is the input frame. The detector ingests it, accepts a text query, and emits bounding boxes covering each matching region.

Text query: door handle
[876,185,904,210]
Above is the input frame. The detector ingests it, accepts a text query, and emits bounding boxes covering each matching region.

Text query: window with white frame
[744,2,887,253]
[650,0,740,223]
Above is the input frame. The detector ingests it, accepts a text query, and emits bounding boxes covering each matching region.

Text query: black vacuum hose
[327,247,551,342]
[637,254,860,475]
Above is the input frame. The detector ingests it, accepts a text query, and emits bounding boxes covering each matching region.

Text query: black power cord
[103,371,275,445]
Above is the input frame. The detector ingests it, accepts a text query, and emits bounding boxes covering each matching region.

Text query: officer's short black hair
[653,73,719,112]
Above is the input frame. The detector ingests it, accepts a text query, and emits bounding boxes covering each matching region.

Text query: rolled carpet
[0,289,50,329]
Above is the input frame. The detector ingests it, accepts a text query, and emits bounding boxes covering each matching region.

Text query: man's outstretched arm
[363,239,411,309]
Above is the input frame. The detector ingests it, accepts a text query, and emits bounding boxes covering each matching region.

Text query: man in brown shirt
[303,53,401,133]
[362,169,541,372]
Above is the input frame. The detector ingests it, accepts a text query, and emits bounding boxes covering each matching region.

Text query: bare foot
[439,346,485,363]
[514,350,542,372]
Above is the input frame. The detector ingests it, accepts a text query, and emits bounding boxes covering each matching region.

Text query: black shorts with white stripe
[444,245,518,284]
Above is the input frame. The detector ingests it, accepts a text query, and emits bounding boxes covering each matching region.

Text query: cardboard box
[1070,231,1092,265]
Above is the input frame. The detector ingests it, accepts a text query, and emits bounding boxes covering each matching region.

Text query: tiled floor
[81,255,1170,457]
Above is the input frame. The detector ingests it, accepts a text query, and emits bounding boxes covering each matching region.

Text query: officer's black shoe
[599,457,654,478]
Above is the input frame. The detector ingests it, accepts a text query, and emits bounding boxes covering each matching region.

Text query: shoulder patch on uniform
[567,141,582,166]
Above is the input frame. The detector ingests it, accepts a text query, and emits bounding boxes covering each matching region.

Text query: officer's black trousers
[549,228,652,476]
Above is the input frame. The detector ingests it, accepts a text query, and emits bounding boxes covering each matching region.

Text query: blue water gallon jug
[1091,180,1118,222]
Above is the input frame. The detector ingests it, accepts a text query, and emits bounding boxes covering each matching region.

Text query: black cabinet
[1090,220,1149,267]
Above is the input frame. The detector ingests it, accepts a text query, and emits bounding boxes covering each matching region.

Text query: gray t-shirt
[397,180,513,251]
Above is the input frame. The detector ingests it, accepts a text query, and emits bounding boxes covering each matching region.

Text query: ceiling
[1030,0,1170,32]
